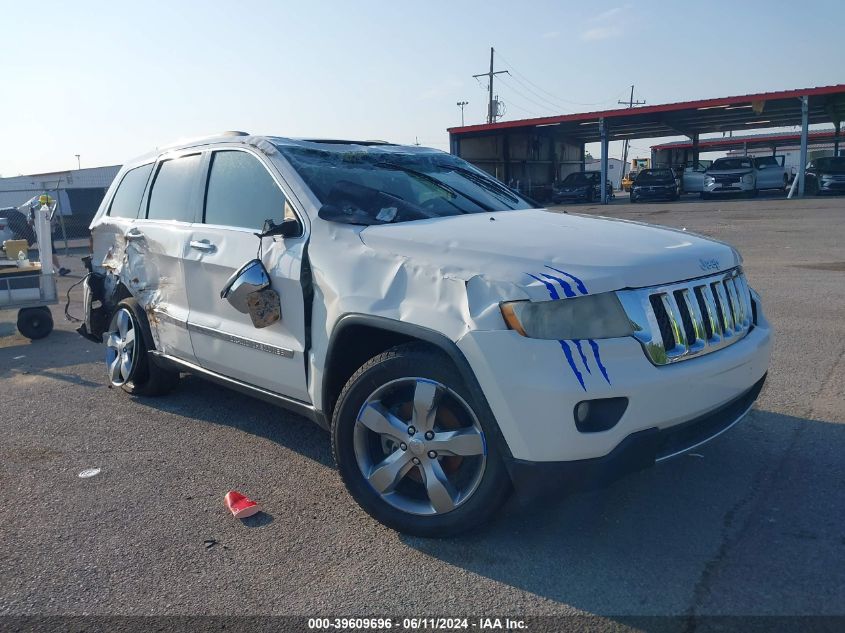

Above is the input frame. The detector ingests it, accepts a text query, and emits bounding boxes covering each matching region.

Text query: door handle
[190,239,216,253]
[124,229,144,242]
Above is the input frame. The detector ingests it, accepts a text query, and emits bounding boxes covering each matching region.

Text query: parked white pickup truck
[702,156,789,198]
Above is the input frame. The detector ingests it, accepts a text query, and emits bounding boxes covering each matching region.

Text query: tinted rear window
[756,157,779,167]
[147,154,201,222]
[109,164,153,218]
[204,151,287,230]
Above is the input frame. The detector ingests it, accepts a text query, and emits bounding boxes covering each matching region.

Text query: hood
[359,209,740,300]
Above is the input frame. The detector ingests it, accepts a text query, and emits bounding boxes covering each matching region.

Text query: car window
[756,157,778,167]
[275,142,535,225]
[711,158,753,170]
[204,151,289,229]
[108,163,154,218]
[146,154,201,222]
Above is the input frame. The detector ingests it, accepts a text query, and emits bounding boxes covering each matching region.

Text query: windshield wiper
[434,163,521,205]
[376,162,493,212]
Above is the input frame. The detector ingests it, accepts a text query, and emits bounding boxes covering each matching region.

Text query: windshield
[561,172,595,186]
[710,158,753,170]
[815,157,845,173]
[636,169,675,184]
[274,142,536,224]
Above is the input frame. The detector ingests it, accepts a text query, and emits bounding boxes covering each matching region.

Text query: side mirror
[220,259,271,313]
[258,217,301,239]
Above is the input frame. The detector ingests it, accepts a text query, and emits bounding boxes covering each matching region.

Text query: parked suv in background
[804,156,845,194]
[702,156,788,198]
[80,133,772,536]
[629,168,679,202]
[552,171,613,203]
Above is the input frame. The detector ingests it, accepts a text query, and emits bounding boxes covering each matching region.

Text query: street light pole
[75,154,81,170]
[456,101,469,126]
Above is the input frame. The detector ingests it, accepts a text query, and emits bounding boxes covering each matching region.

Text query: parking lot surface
[1,194,844,619]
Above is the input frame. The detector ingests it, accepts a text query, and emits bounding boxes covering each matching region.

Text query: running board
[148,351,328,430]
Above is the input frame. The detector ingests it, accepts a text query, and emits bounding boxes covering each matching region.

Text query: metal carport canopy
[651,129,842,153]
[447,84,845,142]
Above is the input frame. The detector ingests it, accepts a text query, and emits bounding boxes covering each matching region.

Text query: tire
[17,306,53,339]
[105,299,179,396]
[749,188,759,198]
[629,195,637,203]
[331,343,512,537]
[700,192,710,200]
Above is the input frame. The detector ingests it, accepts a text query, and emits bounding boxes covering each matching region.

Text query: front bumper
[704,179,754,194]
[817,179,845,193]
[504,374,765,496]
[457,307,772,464]
[631,186,676,199]
[553,188,593,202]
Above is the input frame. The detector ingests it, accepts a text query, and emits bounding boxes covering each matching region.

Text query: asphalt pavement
[1,193,843,622]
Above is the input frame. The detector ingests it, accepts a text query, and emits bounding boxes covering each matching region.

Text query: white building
[0,165,120,238]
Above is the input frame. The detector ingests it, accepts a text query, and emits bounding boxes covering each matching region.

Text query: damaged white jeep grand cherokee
[80,133,771,536]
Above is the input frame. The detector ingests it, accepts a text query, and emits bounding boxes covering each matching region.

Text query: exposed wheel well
[323,324,422,418]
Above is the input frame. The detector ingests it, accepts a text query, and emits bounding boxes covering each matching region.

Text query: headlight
[704,176,715,185]
[742,173,754,184]
[500,293,634,340]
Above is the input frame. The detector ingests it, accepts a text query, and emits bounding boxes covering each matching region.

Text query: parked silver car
[702,156,789,198]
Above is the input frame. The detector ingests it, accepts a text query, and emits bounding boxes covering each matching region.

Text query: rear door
[182,148,309,401]
[131,151,203,360]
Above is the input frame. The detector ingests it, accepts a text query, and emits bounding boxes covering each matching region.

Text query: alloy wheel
[105,308,138,387]
[353,378,487,516]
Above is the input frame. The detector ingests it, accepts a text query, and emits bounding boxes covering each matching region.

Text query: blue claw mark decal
[525,273,560,300]
[526,268,612,389]
[588,339,611,385]
[572,339,592,374]
[545,265,589,295]
[559,341,586,391]
[540,272,576,297]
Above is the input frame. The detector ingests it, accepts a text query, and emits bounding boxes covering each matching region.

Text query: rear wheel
[331,343,511,537]
[105,299,179,396]
[17,306,53,339]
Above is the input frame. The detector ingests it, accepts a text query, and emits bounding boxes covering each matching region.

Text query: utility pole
[618,85,646,178]
[473,47,509,124]
[456,101,469,126]
[75,154,81,170]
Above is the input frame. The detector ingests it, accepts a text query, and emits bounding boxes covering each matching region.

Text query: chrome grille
[617,269,753,365]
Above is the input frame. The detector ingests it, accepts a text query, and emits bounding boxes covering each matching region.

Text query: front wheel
[331,343,512,537]
[105,300,179,396]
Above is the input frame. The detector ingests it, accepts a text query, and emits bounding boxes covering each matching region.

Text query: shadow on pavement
[399,409,845,615]
[136,374,333,468]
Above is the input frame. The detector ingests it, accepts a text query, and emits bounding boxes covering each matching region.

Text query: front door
[182,148,310,402]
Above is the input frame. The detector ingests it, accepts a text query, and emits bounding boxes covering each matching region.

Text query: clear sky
[1,0,841,176]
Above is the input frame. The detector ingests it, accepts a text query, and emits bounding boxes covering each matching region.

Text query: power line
[497,75,561,117]
[495,49,625,108]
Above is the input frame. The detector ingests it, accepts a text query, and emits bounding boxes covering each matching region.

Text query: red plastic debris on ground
[224,490,261,519]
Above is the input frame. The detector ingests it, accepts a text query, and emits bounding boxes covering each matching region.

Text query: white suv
[80,133,772,536]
